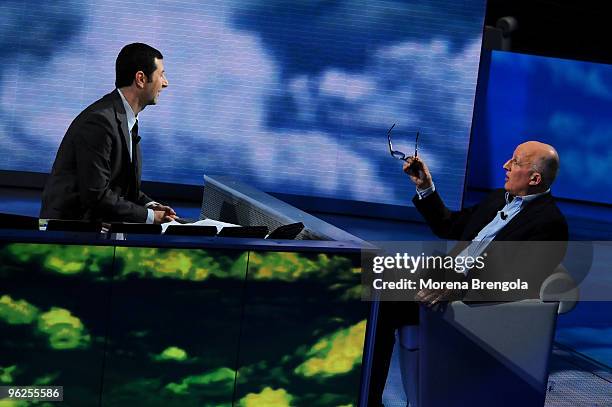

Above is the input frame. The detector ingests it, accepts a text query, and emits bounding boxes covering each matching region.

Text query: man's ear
[529,172,542,186]
[134,71,146,88]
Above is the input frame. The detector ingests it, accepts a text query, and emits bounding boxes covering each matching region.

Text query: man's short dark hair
[115,43,163,88]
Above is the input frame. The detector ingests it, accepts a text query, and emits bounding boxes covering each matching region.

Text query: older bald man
[406,141,560,199]
[404,141,566,244]
[368,141,568,407]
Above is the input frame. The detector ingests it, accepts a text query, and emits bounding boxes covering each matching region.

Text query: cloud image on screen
[0,0,486,210]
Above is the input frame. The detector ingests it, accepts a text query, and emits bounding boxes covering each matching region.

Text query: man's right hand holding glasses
[386,123,433,190]
[403,156,433,190]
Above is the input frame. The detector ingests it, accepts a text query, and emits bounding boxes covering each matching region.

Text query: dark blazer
[40,90,152,222]
[413,188,569,299]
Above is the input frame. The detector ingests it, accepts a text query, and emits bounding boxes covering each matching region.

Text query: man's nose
[162,78,169,87]
[503,159,511,170]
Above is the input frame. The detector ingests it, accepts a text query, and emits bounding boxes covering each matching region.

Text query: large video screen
[0,242,367,405]
[0,0,486,210]
[470,50,612,205]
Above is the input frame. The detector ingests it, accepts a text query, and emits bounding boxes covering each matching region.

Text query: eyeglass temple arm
[387,123,396,155]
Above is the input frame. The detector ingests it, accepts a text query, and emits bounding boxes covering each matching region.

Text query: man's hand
[403,157,433,189]
[153,210,175,224]
[415,288,455,307]
[149,203,177,223]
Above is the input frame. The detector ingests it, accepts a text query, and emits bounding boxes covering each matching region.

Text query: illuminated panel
[0,243,114,405]
[0,240,368,404]
[234,251,368,406]
[1,0,486,210]
[101,247,248,406]
[470,51,612,205]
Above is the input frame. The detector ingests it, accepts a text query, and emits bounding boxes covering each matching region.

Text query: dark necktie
[132,120,141,164]
[131,120,141,153]
[131,120,141,197]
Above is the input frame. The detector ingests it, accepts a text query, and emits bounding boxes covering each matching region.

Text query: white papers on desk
[161,218,240,234]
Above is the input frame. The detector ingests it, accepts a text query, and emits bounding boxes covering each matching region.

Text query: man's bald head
[503,141,560,196]
[521,141,560,189]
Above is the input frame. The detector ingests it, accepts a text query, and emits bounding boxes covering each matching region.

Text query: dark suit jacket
[40,90,153,222]
[413,189,569,300]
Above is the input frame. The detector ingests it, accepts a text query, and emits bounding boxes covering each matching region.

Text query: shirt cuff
[416,183,435,199]
[146,208,155,224]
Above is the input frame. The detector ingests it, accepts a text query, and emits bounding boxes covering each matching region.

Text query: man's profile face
[503,144,536,196]
[143,58,168,106]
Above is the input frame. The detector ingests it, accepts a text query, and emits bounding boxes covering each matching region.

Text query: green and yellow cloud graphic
[294,320,366,377]
[248,252,355,281]
[115,247,248,281]
[3,244,112,275]
[239,387,294,407]
[248,252,318,280]
[37,307,91,350]
[0,400,30,407]
[154,346,189,362]
[1,295,91,350]
[0,365,17,384]
[0,295,40,324]
[165,367,235,395]
[2,244,358,286]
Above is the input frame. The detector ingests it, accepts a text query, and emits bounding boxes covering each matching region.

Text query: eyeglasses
[387,123,419,161]
[508,158,532,168]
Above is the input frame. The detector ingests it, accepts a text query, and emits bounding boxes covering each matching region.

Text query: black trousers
[367,301,419,407]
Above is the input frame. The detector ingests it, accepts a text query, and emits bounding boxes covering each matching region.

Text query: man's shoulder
[523,192,569,239]
[70,91,120,126]
[62,91,123,140]
[530,192,564,217]
[540,193,568,226]
[82,90,120,116]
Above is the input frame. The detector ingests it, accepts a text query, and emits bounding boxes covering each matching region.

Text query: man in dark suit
[40,43,175,224]
[368,141,568,406]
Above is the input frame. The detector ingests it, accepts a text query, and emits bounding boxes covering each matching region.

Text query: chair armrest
[539,265,579,314]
